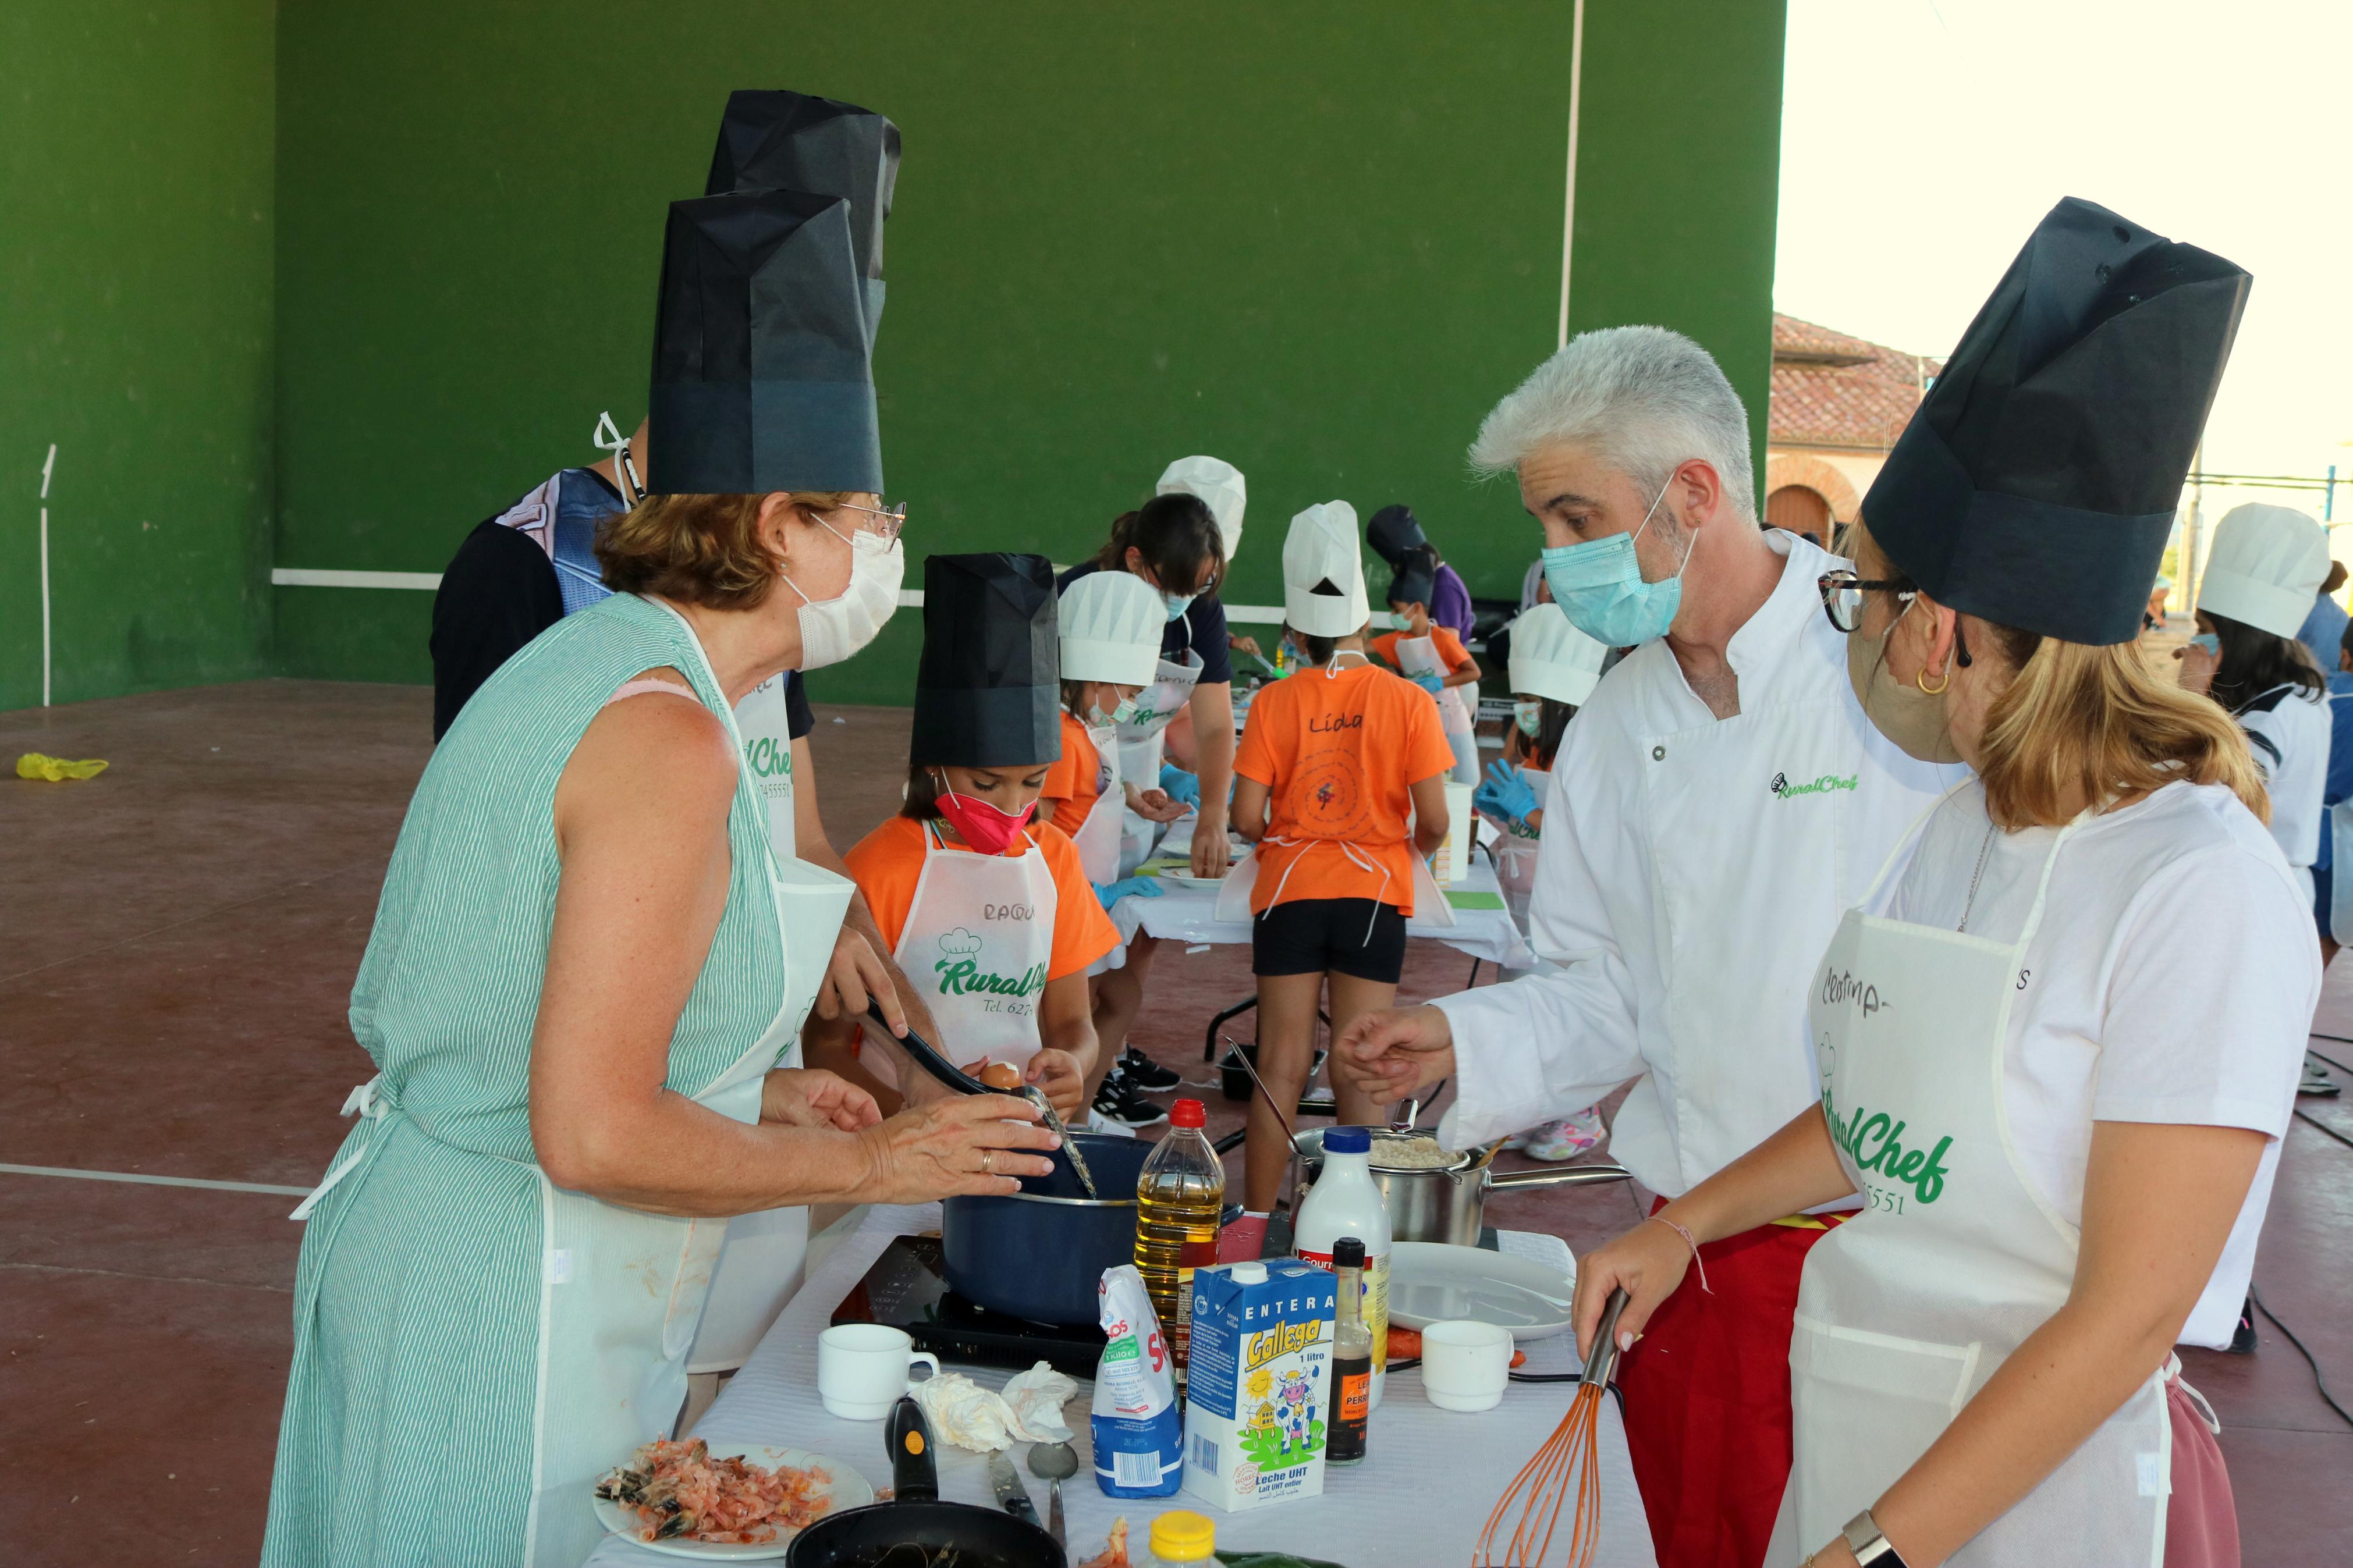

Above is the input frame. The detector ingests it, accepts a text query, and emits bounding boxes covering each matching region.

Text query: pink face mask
[934,779,1035,855]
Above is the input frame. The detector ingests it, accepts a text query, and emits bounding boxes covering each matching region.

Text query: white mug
[818,1323,941,1420]
[1419,1319,1514,1413]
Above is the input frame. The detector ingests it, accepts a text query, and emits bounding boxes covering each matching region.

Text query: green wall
[272,0,1787,705]
[0,1,275,711]
[0,1,1783,710]
[1573,0,1786,487]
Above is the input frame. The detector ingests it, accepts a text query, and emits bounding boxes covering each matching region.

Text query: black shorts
[1251,897,1408,984]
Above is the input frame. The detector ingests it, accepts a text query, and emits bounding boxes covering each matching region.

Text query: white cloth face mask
[781,517,905,671]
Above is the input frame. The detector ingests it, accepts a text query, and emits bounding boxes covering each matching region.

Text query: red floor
[3,680,2347,1566]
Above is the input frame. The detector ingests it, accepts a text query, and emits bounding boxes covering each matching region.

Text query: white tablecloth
[1106,854,1535,971]
[587,1204,1656,1568]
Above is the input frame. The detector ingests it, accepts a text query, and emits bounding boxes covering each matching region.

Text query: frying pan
[786,1397,1066,1568]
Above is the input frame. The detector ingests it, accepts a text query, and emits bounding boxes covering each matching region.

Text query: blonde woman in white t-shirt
[1569,510,2309,1567]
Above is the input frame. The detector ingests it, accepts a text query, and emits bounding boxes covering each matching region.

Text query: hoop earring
[1916,666,1950,696]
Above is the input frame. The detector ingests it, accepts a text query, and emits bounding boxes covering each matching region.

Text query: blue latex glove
[1095,876,1167,911]
[1159,763,1201,808]
[1406,670,1446,695]
[1478,759,1540,823]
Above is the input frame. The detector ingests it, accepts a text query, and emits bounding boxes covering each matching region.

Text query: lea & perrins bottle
[1134,1098,1226,1367]
[1326,1236,1372,1464]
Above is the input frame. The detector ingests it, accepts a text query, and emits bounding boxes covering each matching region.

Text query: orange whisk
[1475,1288,1630,1568]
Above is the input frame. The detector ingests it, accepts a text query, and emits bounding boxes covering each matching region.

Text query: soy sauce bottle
[1328,1235,1372,1464]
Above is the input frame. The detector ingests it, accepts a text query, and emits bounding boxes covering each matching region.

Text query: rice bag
[1091,1264,1182,1496]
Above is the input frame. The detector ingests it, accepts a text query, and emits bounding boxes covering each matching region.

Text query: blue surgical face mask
[1514,699,1543,738]
[1540,470,1693,647]
[2188,632,2221,656]
[1160,589,1195,622]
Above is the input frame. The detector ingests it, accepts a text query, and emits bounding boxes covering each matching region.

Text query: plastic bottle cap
[1230,1261,1268,1283]
[1170,1098,1206,1129]
[1323,1126,1371,1154]
[1149,1508,1218,1561]
[1332,1235,1365,1268]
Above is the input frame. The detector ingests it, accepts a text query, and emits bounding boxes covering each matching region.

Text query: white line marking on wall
[39,443,55,706]
[1558,0,1587,350]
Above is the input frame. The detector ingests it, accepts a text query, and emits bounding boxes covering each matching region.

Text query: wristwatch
[1841,1510,1911,1568]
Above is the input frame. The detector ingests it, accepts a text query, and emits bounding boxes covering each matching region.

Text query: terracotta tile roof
[1769,312,1942,452]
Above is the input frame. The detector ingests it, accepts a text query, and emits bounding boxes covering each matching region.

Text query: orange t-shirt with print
[1039,710,1109,838]
[1370,625,1472,678]
[1232,660,1457,915]
[844,812,1117,982]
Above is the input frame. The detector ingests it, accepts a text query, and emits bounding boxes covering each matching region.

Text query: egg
[977,1061,1023,1091]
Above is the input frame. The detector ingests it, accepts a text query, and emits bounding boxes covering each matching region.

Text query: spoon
[1027,1441,1077,1549]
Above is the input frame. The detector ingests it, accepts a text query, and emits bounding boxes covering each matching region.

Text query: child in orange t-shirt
[1372,546,1483,784]
[810,554,1116,1122]
[1228,502,1456,1210]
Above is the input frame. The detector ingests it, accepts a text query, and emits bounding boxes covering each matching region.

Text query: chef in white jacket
[1336,324,1964,1568]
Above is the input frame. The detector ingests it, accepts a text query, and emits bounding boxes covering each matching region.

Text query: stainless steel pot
[1292,1126,1632,1246]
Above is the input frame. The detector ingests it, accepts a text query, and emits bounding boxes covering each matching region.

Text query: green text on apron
[893,823,1059,1073]
[530,609,850,1562]
[1117,650,1203,876]
[734,674,797,861]
[1770,801,2170,1567]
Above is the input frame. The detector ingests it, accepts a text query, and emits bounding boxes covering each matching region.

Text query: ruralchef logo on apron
[1770,770,1859,800]
[745,735,792,783]
[932,926,1047,1011]
[1814,1029,1956,1212]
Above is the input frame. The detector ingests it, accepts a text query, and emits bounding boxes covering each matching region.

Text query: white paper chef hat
[1506,605,1608,706]
[1057,570,1164,687]
[1159,455,1247,563]
[2197,503,2330,640]
[1283,501,1371,638]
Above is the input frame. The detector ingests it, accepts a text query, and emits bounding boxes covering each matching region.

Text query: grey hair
[1469,325,1756,521]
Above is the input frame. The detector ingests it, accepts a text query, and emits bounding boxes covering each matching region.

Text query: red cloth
[2164,1372,2240,1568]
[1616,1203,1842,1568]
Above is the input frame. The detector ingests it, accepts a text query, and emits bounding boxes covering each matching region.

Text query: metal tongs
[865,1007,1099,1199]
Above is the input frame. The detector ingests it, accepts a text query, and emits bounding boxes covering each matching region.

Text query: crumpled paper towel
[909,1360,1079,1452]
[16,752,107,781]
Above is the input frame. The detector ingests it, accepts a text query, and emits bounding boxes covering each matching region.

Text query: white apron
[1117,650,1204,876]
[1071,719,1127,884]
[1393,632,1479,784]
[733,674,798,861]
[892,823,1060,1072]
[1769,805,2171,1567]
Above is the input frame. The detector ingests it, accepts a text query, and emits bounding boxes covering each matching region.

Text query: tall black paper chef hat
[705,90,900,330]
[913,553,1063,769]
[1366,504,1428,570]
[646,188,882,496]
[1864,197,2250,646]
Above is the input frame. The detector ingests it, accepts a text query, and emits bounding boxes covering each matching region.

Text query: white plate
[593,1444,874,1560]
[1388,1241,1577,1340]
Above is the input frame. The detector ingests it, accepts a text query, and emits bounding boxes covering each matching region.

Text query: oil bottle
[1134,1098,1226,1367]
[1326,1236,1372,1464]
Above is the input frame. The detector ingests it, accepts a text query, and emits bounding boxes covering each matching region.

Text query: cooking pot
[1292,1126,1632,1246]
[941,1132,1152,1325]
[787,1397,1064,1568]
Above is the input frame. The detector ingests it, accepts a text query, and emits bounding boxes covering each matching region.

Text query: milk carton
[1180,1259,1336,1512]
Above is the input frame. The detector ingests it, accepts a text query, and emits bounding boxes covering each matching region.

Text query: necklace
[1957,821,1997,934]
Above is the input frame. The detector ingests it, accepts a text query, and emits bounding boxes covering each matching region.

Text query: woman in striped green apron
[263,184,1056,1568]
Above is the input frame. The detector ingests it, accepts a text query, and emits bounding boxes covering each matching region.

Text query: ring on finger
[981,1150,996,1175]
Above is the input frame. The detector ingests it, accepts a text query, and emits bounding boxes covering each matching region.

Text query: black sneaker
[2228,1296,2257,1355]
[1117,1046,1183,1091]
[1091,1068,1170,1128]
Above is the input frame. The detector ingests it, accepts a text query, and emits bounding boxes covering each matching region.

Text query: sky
[1774,0,2351,523]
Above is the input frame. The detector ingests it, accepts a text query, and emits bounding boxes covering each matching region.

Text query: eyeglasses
[835,500,908,544]
[1817,569,1915,634]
